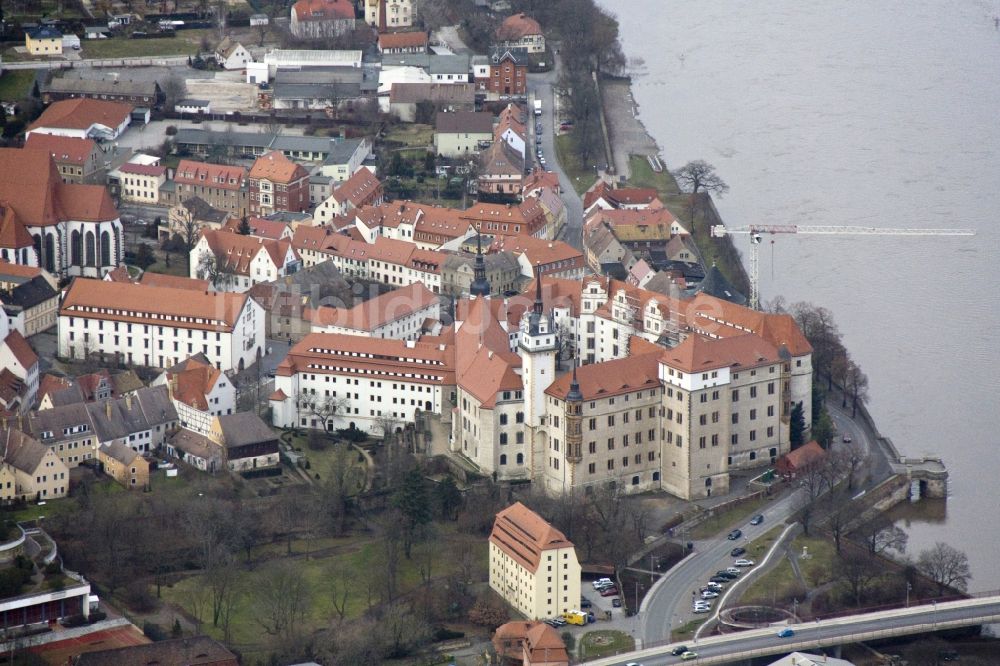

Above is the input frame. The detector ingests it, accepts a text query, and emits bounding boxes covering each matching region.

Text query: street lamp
[792,598,798,621]
[906,582,912,608]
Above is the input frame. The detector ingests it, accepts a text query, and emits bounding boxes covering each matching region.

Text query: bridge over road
[587,595,1000,665]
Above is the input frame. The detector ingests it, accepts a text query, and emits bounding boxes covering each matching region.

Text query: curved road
[638,406,879,645]
[592,595,1000,665]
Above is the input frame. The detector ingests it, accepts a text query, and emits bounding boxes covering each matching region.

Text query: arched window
[499,454,507,465]
[100,230,111,267]
[705,477,712,487]
[516,453,523,465]
[84,231,96,267]
[32,235,42,265]
[652,471,660,481]
[70,230,82,266]
[631,475,639,485]
[44,234,55,273]
[749,451,757,461]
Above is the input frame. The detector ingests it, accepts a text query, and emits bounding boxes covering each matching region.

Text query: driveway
[527,56,584,250]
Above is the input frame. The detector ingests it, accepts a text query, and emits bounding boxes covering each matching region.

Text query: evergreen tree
[237,216,251,235]
[393,467,431,558]
[435,476,462,521]
[790,402,806,449]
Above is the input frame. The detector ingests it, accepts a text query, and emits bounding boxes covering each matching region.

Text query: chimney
[125,394,133,410]
[168,374,178,398]
[105,400,112,419]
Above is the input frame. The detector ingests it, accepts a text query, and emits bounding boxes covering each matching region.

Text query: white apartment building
[489,502,581,620]
[58,278,265,373]
[153,354,237,437]
[308,281,439,340]
[190,229,300,293]
[270,332,456,434]
[117,163,167,204]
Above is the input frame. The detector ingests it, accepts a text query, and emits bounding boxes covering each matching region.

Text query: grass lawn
[555,133,598,196]
[291,438,368,488]
[162,528,488,655]
[144,251,190,277]
[81,31,211,59]
[578,630,635,659]
[737,534,836,607]
[385,124,434,147]
[0,70,36,101]
[671,617,707,641]
[689,495,771,540]
[627,154,681,196]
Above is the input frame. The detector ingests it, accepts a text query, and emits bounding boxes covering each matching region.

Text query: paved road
[593,595,1000,665]
[527,59,584,250]
[638,403,888,645]
[1,56,190,70]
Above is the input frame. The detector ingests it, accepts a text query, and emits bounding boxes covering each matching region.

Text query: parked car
[701,590,719,599]
[842,433,853,443]
[592,578,613,589]
[691,606,710,614]
[715,570,738,580]
[580,597,592,608]
[731,547,747,557]
[726,567,742,576]
[728,529,743,540]
[681,651,699,661]
[705,581,723,590]
[734,558,756,567]
[599,586,619,597]
[750,514,765,525]
[671,645,688,656]
[611,598,622,608]
[777,627,795,638]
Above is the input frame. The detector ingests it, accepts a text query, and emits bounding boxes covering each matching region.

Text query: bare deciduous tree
[917,542,971,594]
[672,160,729,197]
[254,560,313,645]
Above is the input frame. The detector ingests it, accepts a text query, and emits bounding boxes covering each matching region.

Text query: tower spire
[533,263,543,315]
[567,358,582,402]
[470,232,490,297]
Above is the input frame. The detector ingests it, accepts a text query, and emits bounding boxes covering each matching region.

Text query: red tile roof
[165,355,223,411]
[23,133,97,165]
[308,281,438,332]
[198,229,295,276]
[497,13,543,40]
[60,277,250,332]
[139,273,210,291]
[291,0,355,21]
[119,162,166,177]
[491,235,582,269]
[248,151,308,184]
[0,206,33,250]
[546,341,661,401]
[3,329,38,370]
[660,332,780,374]
[174,160,247,192]
[0,261,42,279]
[59,184,119,222]
[29,98,132,133]
[489,502,574,573]
[330,166,382,208]
[378,30,428,50]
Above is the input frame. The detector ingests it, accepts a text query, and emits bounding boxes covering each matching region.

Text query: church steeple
[566,360,583,402]
[470,232,490,297]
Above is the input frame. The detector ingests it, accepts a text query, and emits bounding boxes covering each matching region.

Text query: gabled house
[27,99,132,141]
[377,30,428,54]
[582,180,661,215]
[153,354,236,437]
[0,321,39,417]
[477,140,525,196]
[479,48,528,99]
[314,167,383,224]
[0,428,69,502]
[365,0,415,29]
[496,13,545,54]
[162,196,235,245]
[25,26,62,56]
[307,280,439,339]
[215,37,252,70]
[0,266,59,336]
[211,412,280,472]
[23,134,104,185]
[248,151,310,216]
[190,229,300,293]
[289,0,356,39]
[434,111,494,157]
[170,160,249,218]
[98,441,149,489]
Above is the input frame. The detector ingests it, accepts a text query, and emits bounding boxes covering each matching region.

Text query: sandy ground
[183,77,259,113]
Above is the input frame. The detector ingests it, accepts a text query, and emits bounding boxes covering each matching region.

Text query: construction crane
[710,224,976,310]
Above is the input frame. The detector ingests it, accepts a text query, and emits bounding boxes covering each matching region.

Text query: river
[599,0,1000,591]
